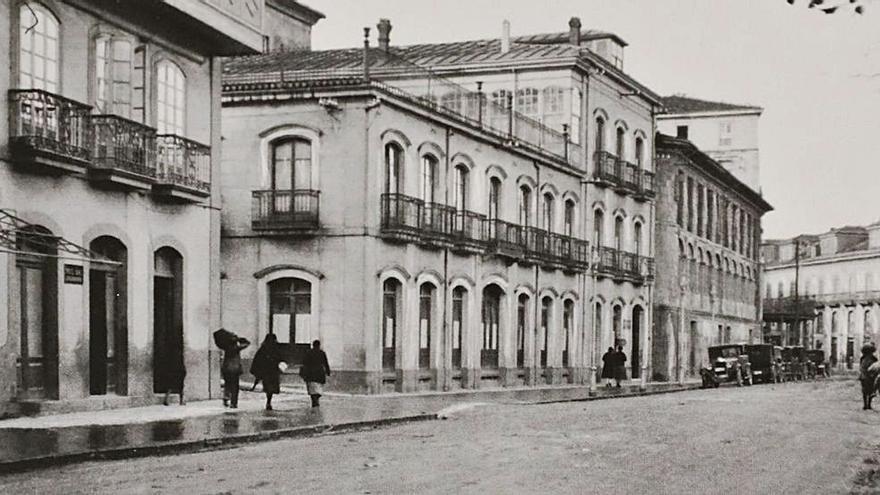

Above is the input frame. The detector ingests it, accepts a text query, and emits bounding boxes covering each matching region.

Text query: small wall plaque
[64,264,84,285]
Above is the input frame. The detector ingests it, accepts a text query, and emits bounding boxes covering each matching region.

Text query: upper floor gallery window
[94,34,145,120]
[19,4,59,92]
[384,143,403,195]
[156,60,186,135]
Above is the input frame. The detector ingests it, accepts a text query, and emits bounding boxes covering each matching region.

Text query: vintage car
[708,344,752,386]
[806,349,828,378]
[745,344,776,384]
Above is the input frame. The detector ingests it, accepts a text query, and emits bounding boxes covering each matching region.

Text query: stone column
[856,303,865,356]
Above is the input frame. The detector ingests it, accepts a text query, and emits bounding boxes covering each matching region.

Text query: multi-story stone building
[220,18,661,393]
[762,224,880,369]
[652,134,772,381]
[0,0,318,416]
[657,96,762,193]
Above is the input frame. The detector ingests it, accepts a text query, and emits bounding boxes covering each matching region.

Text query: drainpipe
[581,72,596,393]
[442,126,451,390]
[532,160,541,383]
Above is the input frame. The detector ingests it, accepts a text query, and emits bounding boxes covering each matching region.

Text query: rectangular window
[697,184,704,237]
[706,190,714,242]
[719,121,733,146]
[570,88,582,145]
[676,125,688,139]
[686,177,694,232]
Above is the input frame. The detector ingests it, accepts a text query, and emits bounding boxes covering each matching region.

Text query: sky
[306,0,880,239]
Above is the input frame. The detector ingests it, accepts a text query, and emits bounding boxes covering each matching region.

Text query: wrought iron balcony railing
[252,189,320,231]
[486,218,525,258]
[636,170,656,200]
[8,89,93,167]
[90,114,157,179]
[156,134,211,194]
[593,151,621,185]
[594,246,652,283]
[622,161,640,191]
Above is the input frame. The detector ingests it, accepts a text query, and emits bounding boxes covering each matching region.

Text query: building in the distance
[657,95,762,193]
[652,134,772,382]
[762,224,880,369]
[0,0,318,417]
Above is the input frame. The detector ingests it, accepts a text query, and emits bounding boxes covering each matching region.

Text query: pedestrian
[601,347,615,388]
[614,345,628,388]
[159,329,186,406]
[300,340,331,407]
[251,333,284,411]
[221,334,251,409]
[859,343,878,410]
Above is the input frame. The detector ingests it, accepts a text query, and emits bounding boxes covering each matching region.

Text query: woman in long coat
[300,340,331,407]
[614,345,628,388]
[600,347,615,388]
[251,333,283,410]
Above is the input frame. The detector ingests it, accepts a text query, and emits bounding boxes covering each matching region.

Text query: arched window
[593,301,603,354]
[516,87,539,117]
[614,216,624,252]
[633,222,643,256]
[563,299,574,368]
[382,279,401,371]
[519,185,532,227]
[635,136,644,168]
[94,34,135,117]
[488,177,501,221]
[517,294,530,368]
[593,209,604,247]
[19,4,59,92]
[481,285,502,369]
[451,287,466,369]
[453,164,469,211]
[156,60,185,135]
[540,296,552,367]
[612,304,622,344]
[615,127,626,159]
[268,277,313,365]
[564,199,576,237]
[595,116,605,153]
[542,192,555,232]
[418,283,435,370]
[421,155,437,204]
[384,143,403,195]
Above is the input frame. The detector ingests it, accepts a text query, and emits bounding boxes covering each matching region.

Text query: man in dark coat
[221,334,250,408]
[251,333,284,410]
[601,347,615,388]
[614,345,628,388]
[859,343,878,410]
[300,340,331,407]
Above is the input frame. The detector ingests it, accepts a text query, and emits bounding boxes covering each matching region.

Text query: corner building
[652,134,772,381]
[0,0,311,416]
[221,18,660,392]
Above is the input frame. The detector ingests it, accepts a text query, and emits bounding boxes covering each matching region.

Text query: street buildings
[657,95,763,193]
[220,18,661,393]
[762,224,880,369]
[0,0,311,416]
[652,134,772,381]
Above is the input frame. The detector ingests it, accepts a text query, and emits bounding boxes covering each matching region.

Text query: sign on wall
[64,264,84,285]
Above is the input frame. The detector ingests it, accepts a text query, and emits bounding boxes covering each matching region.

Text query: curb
[526,383,704,405]
[0,413,437,475]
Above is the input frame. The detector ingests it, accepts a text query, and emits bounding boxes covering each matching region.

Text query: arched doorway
[631,306,643,379]
[15,225,59,399]
[89,236,127,395]
[153,247,183,394]
[481,285,503,370]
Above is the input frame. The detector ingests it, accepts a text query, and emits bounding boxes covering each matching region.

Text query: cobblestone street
[3,380,878,494]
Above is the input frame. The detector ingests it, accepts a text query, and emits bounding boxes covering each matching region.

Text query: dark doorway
[830,336,838,367]
[632,306,643,379]
[89,237,127,395]
[153,248,183,394]
[846,337,855,369]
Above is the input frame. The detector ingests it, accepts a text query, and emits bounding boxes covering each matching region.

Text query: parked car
[745,344,776,384]
[806,349,829,378]
[708,344,752,386]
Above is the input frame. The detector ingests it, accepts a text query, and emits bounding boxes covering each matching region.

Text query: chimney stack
[377,18,392,51]
[501,19,511,54]
[568,17,582,45]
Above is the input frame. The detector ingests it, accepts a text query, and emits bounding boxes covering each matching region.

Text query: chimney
[568,17,582,45]
[377,18,392,51]
[501,19,511,54]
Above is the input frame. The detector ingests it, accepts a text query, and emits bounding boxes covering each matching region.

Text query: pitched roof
[660,95,762,115]
[515,29,628,47]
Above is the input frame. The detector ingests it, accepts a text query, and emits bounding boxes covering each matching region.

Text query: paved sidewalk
[0,380,703,472]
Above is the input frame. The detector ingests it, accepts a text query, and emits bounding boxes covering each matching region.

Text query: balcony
[617,160,639,194]
[252,189,320,233]
[153,135,211,201]
[592,151,622,187]
[419,202,455,249]
[88,115,157,190]
[634,170,656,202]
[449,210,487,254]
[594,247,652,284]
[8,89,92,174]
[552,232,590,273]
[486,219,525,261]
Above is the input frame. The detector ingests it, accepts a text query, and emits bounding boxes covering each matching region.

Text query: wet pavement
[0,380,701,472]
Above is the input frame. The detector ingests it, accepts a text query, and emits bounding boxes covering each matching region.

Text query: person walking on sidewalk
[859,343,878,410]
[159,331,186,406]
[601,347,615,388]
[300,340,331,407]
[222,335,251,409]
[614,345,628,388]
[251,333,284,411]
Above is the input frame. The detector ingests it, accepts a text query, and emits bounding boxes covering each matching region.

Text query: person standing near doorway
[301,340,331,407]
[614,345,628,388]
[601,347,615,388]
[160,329,186,406]
[222,335,251,409]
